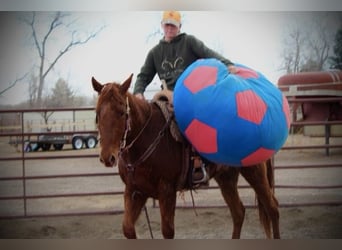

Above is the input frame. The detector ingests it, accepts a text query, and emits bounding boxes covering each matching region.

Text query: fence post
[325,123,331,156]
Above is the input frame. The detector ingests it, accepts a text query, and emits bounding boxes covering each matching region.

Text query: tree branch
[42,25,105,79]
[19,11,105,108]
[22,12,43,58]
[0,73,29,96]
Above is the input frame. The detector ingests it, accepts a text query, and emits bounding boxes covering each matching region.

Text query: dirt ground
[0,205,342,239]
[0,134,341,239]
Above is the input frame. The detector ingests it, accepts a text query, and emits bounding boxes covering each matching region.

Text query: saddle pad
[173,58,290,166]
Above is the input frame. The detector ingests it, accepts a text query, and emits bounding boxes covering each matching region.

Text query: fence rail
[0,106,341,219]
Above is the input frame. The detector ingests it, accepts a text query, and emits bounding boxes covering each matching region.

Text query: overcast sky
[0,11,340,105]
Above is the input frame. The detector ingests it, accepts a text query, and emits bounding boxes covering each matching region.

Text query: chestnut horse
[91,74,280,239]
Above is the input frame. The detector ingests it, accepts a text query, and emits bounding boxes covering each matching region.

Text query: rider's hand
[228,65,238,74]
[135,93,145,100]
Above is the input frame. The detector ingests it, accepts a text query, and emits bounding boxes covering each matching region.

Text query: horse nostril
[102,155,116,167]
[109,155,116,165]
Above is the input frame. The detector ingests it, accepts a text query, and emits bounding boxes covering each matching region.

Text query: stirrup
[192,163,209,184]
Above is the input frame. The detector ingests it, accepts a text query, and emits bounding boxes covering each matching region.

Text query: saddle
[152,85,209,190]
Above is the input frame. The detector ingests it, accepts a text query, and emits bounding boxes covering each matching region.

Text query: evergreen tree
[330,27,342,69]
[48,78,74,107]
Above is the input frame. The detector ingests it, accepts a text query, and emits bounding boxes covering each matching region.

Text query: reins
[119,96,173,171]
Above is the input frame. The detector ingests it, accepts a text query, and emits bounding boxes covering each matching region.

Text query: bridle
[119,96,132,149]
[119,96,152,154]
[118,96,172,171]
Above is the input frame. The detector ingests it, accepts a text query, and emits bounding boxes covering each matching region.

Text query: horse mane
[127,93,151,125]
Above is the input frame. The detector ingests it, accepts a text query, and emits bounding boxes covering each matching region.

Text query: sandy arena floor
[0,134,341,239]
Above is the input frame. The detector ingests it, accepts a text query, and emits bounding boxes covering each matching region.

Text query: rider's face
[162,23,180,42]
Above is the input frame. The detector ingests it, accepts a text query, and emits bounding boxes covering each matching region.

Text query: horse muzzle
[100,153,117,167]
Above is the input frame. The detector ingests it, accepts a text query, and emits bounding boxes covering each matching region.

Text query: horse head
[91,74,133,167]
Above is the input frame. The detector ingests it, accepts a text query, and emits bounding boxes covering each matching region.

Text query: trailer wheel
[31,143,40,151]
[85,136,97,148]
[53,144,64,150]
[72,136,84,150]
[41,143,51,151]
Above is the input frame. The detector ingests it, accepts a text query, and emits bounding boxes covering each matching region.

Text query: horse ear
[120,74,133,94]
[92,77,103,94]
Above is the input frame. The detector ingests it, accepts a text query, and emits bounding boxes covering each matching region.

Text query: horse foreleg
[240,163,280,239]
[214,167,245,239]
[122,188,148,239]
[158,187,177,239]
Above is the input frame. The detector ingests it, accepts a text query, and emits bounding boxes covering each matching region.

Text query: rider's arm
[133,50,157,96]
[186,34,236,72]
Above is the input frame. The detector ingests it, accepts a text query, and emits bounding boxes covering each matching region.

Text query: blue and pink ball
[173,58,290,166]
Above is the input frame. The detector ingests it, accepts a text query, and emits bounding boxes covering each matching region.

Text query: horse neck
[127,93,153,136]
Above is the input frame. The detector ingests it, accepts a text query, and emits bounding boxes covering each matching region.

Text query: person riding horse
[133,11,237,186]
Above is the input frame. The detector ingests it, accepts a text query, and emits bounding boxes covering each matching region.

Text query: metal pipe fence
[0,105,341,219]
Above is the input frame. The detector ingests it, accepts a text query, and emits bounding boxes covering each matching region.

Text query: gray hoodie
[133,33,234,94]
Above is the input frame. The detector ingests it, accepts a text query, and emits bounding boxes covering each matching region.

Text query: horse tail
[257,158,277,238]
[266,157,275,191]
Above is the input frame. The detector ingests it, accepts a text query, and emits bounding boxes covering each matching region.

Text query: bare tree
[281,25,306,74]
[22,12,104,107]
[305,17,331,71]
[280,13,337,74]
[28,74,38,107]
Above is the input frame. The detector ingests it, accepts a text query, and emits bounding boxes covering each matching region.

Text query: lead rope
[190,189,198,216]
[144,205,154,239]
